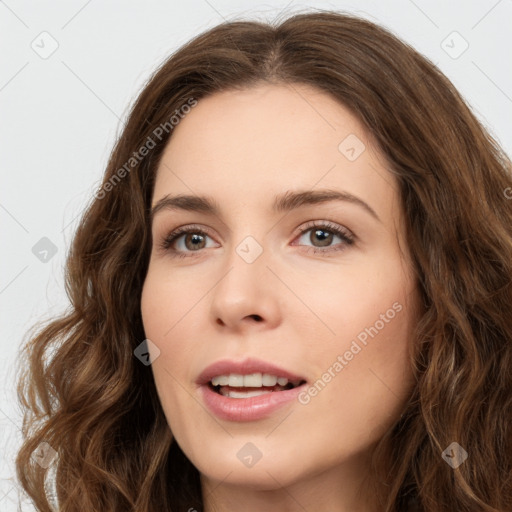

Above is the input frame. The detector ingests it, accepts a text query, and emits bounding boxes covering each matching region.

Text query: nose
[208,243,282,332]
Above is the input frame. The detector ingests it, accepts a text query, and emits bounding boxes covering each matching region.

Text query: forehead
[152,83,398,221]
[159,83,367,169]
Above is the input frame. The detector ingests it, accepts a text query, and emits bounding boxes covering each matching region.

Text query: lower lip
[199,383,307,422]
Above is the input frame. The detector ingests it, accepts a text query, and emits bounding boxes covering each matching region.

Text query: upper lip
[196,357,307,386]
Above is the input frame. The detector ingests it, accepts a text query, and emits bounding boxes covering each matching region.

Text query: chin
[199,464,302,490]
[194,452,306,489]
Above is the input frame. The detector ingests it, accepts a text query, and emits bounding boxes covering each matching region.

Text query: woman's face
[141,83,419,504]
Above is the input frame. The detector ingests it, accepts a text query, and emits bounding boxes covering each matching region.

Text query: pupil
[186,233,205,250]
[313,229,332,247]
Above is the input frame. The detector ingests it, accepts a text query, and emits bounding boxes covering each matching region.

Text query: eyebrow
[150,189,380,223]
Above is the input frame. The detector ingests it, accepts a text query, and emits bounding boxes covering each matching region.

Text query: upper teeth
[211,373,297,387]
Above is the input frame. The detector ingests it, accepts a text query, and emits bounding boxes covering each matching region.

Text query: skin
[140,83,420,512]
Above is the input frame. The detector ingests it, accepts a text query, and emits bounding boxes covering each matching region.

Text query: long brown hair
[15,9,512,511]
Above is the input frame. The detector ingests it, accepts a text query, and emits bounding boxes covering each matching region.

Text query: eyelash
[158,221,355,259]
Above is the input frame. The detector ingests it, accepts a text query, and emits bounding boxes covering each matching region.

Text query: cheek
[309,254,413,344]
[140,272,191,400]
[140,261,211,354]
[140,265,199,340]
[306,253,416,405]
[140,279,192,440]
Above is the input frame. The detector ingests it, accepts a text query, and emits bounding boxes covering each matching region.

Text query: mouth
[207,373,307,398]
[196,358,308,399]
[197,358,308,421]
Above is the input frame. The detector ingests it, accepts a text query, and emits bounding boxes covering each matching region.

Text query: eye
[292,221,354,254]
[158,221,355,258]
[158,224,217,258]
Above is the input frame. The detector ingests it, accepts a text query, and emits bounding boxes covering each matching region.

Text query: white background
[1,0,511,509]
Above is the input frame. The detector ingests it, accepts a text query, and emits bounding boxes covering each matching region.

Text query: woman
[15,10,512,512]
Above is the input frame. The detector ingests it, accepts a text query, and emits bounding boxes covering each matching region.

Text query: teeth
[222,389,273,398]
[244,373,263,387]
[228,374,244,387]
[218,385,288,398]
[262,374,277,386]
[210,373,296,387]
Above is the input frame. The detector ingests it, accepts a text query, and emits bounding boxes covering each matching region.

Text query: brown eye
[159,225,217,256]
[308,228,334,247]
[182,233,207,251]
[294,222,354,254]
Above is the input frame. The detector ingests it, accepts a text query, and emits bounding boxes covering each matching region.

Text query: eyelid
[156,223,218,253]
[292,220,354,242]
